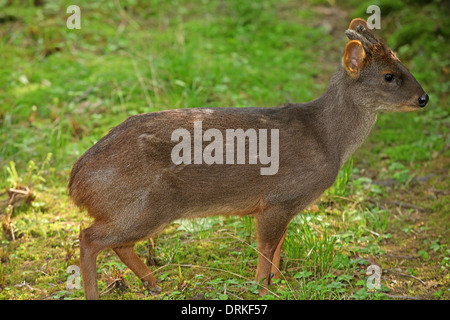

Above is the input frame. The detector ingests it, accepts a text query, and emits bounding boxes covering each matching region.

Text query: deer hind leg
[147,236,158,266]
[113,245,161,295]
[79,223,112,300]
[79,214,165,299]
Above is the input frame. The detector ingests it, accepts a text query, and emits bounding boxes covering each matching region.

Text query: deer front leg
[270,230,287,280]
[255,209,290,296]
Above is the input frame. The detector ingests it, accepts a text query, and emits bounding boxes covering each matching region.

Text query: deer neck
[312,68,378,166]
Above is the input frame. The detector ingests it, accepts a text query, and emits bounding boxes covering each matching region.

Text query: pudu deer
[69,18,428,299]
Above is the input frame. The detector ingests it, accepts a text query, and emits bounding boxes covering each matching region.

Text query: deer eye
[384,74,394,82]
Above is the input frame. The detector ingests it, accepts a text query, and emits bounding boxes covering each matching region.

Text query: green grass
[0,0,448,300]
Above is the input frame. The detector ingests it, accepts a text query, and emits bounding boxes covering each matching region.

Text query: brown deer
[69,18,428,299]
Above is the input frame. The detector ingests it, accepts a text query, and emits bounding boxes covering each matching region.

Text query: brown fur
[69,18,428,299]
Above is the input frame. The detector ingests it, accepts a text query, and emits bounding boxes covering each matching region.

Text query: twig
[100,281,118,296]
[226,291,244,300]
[384,200,430,212]
[9,187,31,195]
[429,187,450,196]
[368,200,388,211]
[14,280,42,292]
[411,174,436,183]
[224,231,297,299]
[370,174,436,187]
[150,263,279,298]
[384,294,424,300]
[367,199,431,213]
[384,269,426,286]
[371,179,397,187]
[384,253,418,260]
[365,228,380,237]
[71,86,94,104]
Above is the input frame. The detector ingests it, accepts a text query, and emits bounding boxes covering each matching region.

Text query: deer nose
[418,93,429,107]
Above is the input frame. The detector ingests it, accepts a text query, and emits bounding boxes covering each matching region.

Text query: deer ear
[348,18,368,31]
[343,40,366,75]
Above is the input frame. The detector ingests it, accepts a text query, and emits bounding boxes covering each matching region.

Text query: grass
[0,0,448,300]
